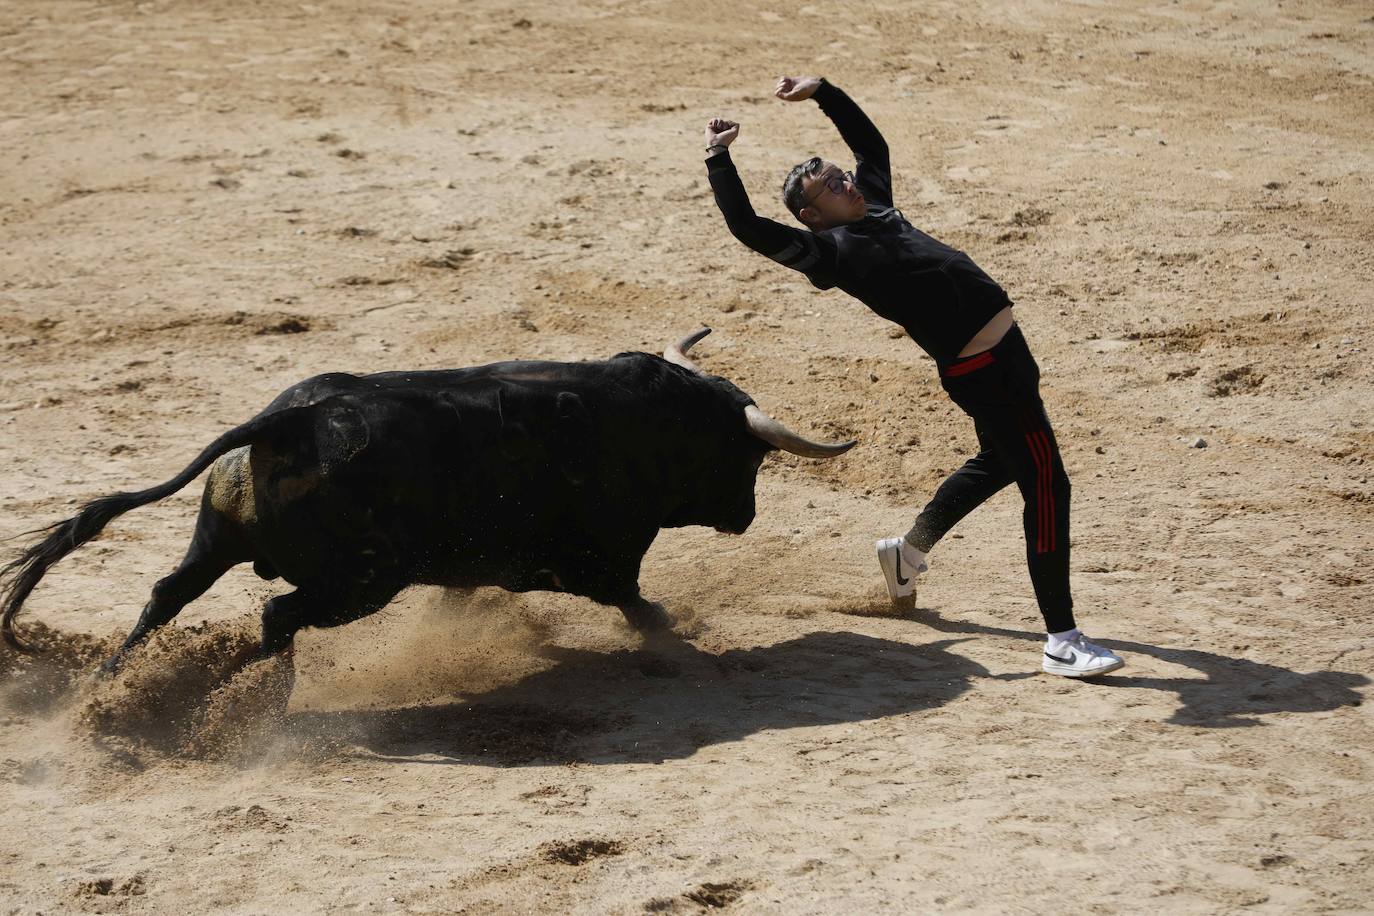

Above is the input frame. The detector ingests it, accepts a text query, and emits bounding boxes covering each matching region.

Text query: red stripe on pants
[1024,428,1054,554]
[1038,430,1055,553]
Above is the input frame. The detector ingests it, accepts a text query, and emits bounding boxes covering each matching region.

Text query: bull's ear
[556,392,590,486]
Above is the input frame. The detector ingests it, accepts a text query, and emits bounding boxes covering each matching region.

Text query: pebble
[1191,437,1208,449]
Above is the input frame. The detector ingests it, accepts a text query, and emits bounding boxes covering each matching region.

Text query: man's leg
[972,399,1122,676]
[905,417,1015,553]
[972,402,1074,633]
[878,418,1013,605]
[897,404,1074,623]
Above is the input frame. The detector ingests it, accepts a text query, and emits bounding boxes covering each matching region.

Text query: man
[703,76,1123,678]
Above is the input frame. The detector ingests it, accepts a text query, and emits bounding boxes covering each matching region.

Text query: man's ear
[797,207,820,230]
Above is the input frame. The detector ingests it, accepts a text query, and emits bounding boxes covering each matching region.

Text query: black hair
[781,156,825,220]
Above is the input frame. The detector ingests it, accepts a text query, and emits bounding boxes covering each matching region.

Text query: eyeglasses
[804,170,856,205]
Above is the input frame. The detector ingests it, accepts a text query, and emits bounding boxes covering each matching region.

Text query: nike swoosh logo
[1044,650,1076,665]
[894,550,909,586]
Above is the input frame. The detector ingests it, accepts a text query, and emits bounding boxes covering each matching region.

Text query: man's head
[782,157,866,230]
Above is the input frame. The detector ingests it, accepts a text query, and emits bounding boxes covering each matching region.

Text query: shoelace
[1070,635,1112,658]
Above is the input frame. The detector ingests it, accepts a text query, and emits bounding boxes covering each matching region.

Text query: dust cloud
[1,587,562,764]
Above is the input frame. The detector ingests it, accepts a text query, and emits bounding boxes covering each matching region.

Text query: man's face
[799,161,866,229]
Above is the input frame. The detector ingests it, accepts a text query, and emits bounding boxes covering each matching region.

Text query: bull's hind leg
[102,507,251,673]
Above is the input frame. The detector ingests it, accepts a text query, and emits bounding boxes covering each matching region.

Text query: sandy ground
[2,0,1373,912]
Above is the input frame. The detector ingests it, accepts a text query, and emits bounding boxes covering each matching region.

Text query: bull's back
[277,351,706,405]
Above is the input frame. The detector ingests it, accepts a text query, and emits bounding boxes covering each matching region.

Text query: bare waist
[957,306,1015,357]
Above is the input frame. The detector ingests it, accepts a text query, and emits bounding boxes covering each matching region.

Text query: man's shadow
[900,605,1369,728]
[288,630,988,766]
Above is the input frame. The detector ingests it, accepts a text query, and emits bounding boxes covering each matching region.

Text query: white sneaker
[1042,633,1125,678]
[875,537,928,604]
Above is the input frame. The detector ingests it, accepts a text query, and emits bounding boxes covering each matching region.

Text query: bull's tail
[1,408,299,652]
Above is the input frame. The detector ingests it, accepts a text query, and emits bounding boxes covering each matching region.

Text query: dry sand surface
[2,0,1372,912]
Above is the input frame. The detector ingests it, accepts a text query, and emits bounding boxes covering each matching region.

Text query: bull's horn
[664,327,712,374]
[666,327,856,458]
[745,405,857,459]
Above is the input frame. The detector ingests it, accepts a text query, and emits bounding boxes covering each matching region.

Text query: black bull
[1,330,854,668]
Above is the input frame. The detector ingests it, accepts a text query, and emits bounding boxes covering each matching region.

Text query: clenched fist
[775,76,821,101]
[705,118,740,150]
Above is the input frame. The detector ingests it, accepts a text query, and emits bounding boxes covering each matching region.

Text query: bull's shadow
[903,607,1369,728]
[288,631,987,766]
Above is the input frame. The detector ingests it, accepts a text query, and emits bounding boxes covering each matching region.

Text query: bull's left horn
[664,327,712,374]
[745,405,857,459]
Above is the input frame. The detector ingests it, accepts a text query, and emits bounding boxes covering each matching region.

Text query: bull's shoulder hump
[269,357,675,407]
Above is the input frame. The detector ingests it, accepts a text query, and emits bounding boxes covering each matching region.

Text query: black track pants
[905,326,1075,633]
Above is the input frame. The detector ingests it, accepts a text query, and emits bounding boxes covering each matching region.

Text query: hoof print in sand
[69,874,146,900]
[646,879,754,912]
[539,837,625,866]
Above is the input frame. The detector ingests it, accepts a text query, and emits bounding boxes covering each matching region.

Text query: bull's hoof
[97,654,125,678]
[620,600,674,633]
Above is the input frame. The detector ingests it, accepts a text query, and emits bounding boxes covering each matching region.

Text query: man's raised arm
[776,76,892,207]
[703,118,837,284]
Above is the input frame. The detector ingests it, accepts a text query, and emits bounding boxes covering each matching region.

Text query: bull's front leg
[616,596,675,633]
[573,544,673,633]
